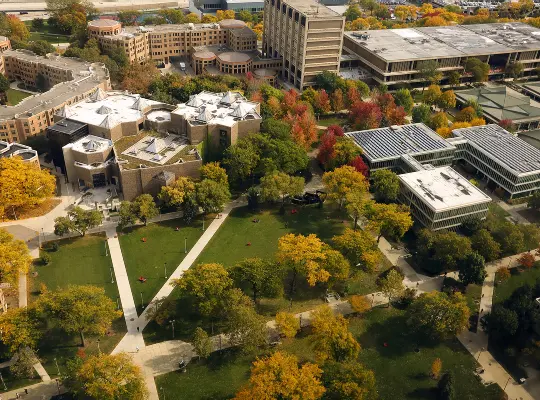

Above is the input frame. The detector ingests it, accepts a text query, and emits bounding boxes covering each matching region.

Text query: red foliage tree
[518,253,535,269]
[317,131,337,167]
[346,86,361,107]
[288,111,318,149]
[349,156,369,177]
[386,105,408,126]
[313,89,331,115]
[282,89,299,114]
[331,89,345,112]
[498,119,516,132]
[327,125,344,137]
[250,91,264,103]
[373,93,396,115]
[349,101,383,130]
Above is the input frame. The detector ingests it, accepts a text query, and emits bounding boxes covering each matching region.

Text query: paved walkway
[0,380,65,400]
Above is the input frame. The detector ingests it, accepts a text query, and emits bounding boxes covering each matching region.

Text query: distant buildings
[0,140,39,167]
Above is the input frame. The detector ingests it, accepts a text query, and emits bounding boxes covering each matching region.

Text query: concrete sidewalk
[0,380,64,400]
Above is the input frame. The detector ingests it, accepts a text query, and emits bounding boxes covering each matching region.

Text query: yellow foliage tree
[275,311,300,338]
[0,157,56,219]
[365,202,414,242]
[333,228,381,272]
[0,228,32,287]
[200,162,228,187]
[349,295,371,314]
[323,165,369,208]
[0,306,43,353]
[235,352,325,400]
[431,358,442,379]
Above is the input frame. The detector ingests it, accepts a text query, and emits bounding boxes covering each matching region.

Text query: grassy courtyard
[118,217,205,312]
[494,265,540,305]
[6,89,31,106]
[24,20,71,43]
[317,115,348,128]
[155,307,502,400]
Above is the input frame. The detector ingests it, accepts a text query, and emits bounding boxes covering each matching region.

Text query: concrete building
[46,119,90,173]
[399,165,491,231]
[451,124,540,199]
[0,49,111,143]
[345,123,457,172]
[0,140,39,167]
[343,22,540,88]
[262,0,345,89]
[455,86,540,132]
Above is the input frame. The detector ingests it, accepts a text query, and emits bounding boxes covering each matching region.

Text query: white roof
[57,105,74,118]
[399,166,491,212]
[65,134,112,154]
[145,138,165,154]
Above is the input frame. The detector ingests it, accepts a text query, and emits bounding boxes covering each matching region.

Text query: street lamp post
[184,237,187,254]
[202,217,205,231]
[0,371,7,390]
[105,241,108,257]
[110,267,114,284]
[54,357,60,375]
[504,376,511,390]
[476,347,484,361]
[116,297,120,310]
[164,262,167,279]
[140,292,144,309]
[160,386,165,400]
[171,319,175,339]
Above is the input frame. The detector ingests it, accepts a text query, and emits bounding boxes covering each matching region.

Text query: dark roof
[47,119,88,135]
[345,123,455,162]
[2,144,27,157]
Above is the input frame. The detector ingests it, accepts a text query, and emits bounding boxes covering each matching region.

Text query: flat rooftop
[282,0,342,18]
[345,22,540,62]
[453,124,540,176]
[114,20,247,39]
[47,118,88,135]
[0,51,109,121]
[399,166,491,212]
[345,123,455,162]
[0,141,37,161]
[172,91,260,128]
[69,135,112,154]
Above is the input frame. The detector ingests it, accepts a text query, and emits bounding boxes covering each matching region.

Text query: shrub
[48,242,59,252]
[40,253,51,265]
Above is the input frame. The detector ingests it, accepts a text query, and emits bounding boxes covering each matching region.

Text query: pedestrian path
[0,379,65,400]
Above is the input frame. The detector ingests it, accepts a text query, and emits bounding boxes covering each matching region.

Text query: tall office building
[262,0,344,90]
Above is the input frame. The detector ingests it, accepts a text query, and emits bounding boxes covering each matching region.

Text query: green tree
[10,348,38,379]
[465,58,490,82]
[418,60,442,89]
[506,61,524,80]
[260,171,304,207]
[518,224,540,251]
[458,252,487,285]
[29,40,56,56]
[344,3,362,20]
[261,118,291,141]
[447,71,461,87]
[236,10,253,22]
[192,327,213,360]
[471,229,501,261]
[371,169,400,203]
[393,88,414,114]
[0,74,9,95]
[528,191,540,210]
[174,263,232,318]
[437,372,455,400]
[231,258,283,304]
[117,201,137,230]
[132,194,158,226]
[417,229,472,273]
[323,361,376,400]
[117,10,142,25]
[0,306,43,352]
[38,285,121,347]
[366,202,413,242]
[196,179,231,214]
[223,142,260,183]
[66,352,147,400]
[54,207,103,237]
[379,269,404,306]
[493,222,525,255]
[412,104,432,124]
[407,292,470,340]
[481,305,518,342]
[35,73,49,92]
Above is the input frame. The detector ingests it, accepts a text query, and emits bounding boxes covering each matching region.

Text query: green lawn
[6,88,31,106]
[155,307,503,400]
[24,20,71,43]
[317,116,348,127]
[494,265,540,304]
[118,218,205,313]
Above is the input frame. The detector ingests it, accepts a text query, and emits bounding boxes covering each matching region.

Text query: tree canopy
[0,228,32,287]
[54,207,103,237]
[323,166,369,208]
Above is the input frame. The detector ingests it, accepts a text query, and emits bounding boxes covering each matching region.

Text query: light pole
[371,293,375,307]
[105,241,108,257]
[54,357,60,375]
[171,319,175,339]
[116,297,120,310]
[202,216,205,231]
[0,371,7,390]
[110,267,114,284]
[160,386,165,400]
[55,378,60,394]
[97,339,101,353]
[140,292,144,309]
[504,376,511,390]
[476,347,484,361]
[164,262,167,279]
[184,237,187,254]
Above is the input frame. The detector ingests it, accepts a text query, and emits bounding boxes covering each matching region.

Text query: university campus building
[343,22,540,88]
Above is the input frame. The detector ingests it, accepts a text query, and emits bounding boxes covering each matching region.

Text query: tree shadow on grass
[407,387,438,399]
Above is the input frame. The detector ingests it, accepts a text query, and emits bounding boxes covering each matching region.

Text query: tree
[518,252,535,269]
[346,187,368,230]
[344,4,362,21]
[313,89,331,115]
[459,252,487,285]
[331,137,361,170]
[196,179,231,214]
[330,89,345,112]
[437,90,456,111]
[333,228,381,272]
[437,372,455,400]
[393,88,414,114]
[407,291,470,340]
[447,71,461,87]
[192,327,213,360]
[230,258,283,304]
[200,162,228,187]
[418,60,442,88]
[121,62,161,94]
[29,40,56,56]
[323,246,351,287]
[31,17,45,30]
[275,312,300,338]
[323,166,369,208]
[423,85,442,105]
[0,228,32,287]
[117,10,142,25]
[288,109,318,149]
[456,106,477,122]
[378,269,404,306]
[223,142,259,183]
[322,361,376,400]
[260,171,304,207]
[132,194,158,226]
[0,306,43,353]
[174,263,232,318]
[493,222,525,255]
[66,352,147,400]
[349,156,369,177]
[481,305,518,342]
[518,224,540,251]
[0,74,9,96]
[158,176,196,208]
[471,229,501,261]
[349,101,383,130]
[465,58,490,82]
[0,157,56,219]
[412,104,431,124]
[10,347,38,379]
[499,119,516,133]
[311,305,360,362]
[38,285,121,347]
[54,207,103,237]
[7,15,30,41]
[277,233,329,299]
[429,112,449,130]
[371,169,400,203]
[35,73,49,92]
[366,202,413,242]
[431,358,442,379]
[234,352,325,400]
[417,229,472,274]
[349,295,371,315]
[495,266,511,283]
[117,201,137,230]
[506,62,524,80]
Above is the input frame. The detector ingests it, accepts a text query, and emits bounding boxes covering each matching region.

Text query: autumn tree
[7,15,30,41]
[196,179,231,214]
[323,246,351,288]
[447,71,461,87]
[0,306,43,353]
[437,90,456,111]
[456,106,477,122]
[330,89,345,112]
[174,263,232,318]
[349,295,371,315]
[200,162,228,187]
[275,312,300,338]
[230,258,283,304]
[311,305,360,362]
[234,352,325,400]
[38,285,121,347]
[366,202,413,242]
[429,112,449,130]
[323,165,369,208]
[423,84,442,105]
[287,109,318,149]
[346,187,368,230]
[333,228,381,272]
[378,269,404,306]
[349,101,383,130]
[66,352,147,400]
[0,157,56,219]
[193,327,213,360]
[322,361,376,400]
[277,233,329,299]
[317,130,338,169]
[458,252,487,285]
[54,207,103,237]
[158,176,196,208]
[313,89,331,115]
[10,347,38,379]
[0,228,32,287]
[495,266,511,283]
[260,171,304,208]
[331,137,361,170]
[518,252,535,269]
[407,291,470,339]
[121,62,160,94]
[349,156,369,177]
[371,169,400,203]
[431,358,442,379]
[132,194,159,226]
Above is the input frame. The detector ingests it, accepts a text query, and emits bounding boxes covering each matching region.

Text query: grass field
[24,20,70,43]
[6,88,31,106]
[317,116,348,127]
[155,307,502,400]
[494,265,540,304]
[118,218,205,312]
